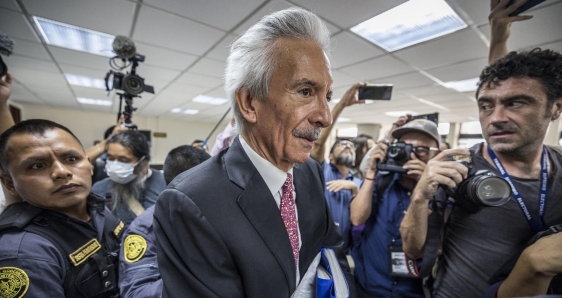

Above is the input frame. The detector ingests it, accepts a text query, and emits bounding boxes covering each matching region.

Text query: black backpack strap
[375,173,394,200]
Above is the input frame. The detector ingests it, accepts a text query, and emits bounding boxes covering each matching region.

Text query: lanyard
[487,145,548,233]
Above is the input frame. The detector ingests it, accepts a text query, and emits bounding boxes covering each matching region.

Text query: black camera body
[446,157,512,213]
[377,142,413,174]
[109,71,154,96]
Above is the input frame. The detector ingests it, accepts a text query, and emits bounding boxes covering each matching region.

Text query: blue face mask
[105,156,145,184]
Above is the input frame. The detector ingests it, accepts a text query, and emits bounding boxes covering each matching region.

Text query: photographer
[400,48,562,297]
[350,119,440,297]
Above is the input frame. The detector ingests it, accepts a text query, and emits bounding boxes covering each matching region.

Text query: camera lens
[123,75,144,95]
[470,175,511,206]
[388,146,403,159]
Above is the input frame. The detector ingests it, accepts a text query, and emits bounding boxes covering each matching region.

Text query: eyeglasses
[412,146,439,157]
[337,140,356,149]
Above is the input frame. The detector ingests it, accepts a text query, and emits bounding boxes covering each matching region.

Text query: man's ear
[0,174,19,197]
[236,90,258,124]
[550,98,562,121]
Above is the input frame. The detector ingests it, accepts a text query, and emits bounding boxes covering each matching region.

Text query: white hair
[224,7,331,135]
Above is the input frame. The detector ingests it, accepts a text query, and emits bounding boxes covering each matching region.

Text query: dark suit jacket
[154,138,356,298]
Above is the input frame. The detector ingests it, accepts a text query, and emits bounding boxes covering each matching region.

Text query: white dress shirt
[239,136,302,285]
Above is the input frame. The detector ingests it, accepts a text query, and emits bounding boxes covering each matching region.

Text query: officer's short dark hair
[477,48,562,104]
[0,119,82,175]
[163,145,211,184]
[107,130,150,161]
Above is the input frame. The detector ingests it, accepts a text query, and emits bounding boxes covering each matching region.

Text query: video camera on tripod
[104,35,154,130]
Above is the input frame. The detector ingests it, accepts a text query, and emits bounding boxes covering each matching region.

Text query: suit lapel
[293,164,315,278]
[226,138,297,292]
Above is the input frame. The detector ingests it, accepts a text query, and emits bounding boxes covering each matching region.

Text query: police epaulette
[0,202,43,232]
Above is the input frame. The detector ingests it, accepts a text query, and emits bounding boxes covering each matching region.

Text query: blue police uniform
[119,205,161,298]
[351,173,424,297]
[0,194,123,298]
[322,161,362,252]
[92,169,166,226]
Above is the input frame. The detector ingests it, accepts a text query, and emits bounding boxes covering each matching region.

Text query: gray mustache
[292,127,322,141]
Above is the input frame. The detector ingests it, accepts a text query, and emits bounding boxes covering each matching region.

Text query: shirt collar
[239,135,293,196]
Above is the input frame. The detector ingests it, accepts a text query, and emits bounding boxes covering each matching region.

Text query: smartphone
[411,112,439,124]
[507,0,546,16]
[358,84,393,100]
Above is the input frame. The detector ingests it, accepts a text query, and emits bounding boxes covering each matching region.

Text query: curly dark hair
[476,48,562,104]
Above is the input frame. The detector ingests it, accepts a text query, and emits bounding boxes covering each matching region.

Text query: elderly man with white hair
[153,7,355,298]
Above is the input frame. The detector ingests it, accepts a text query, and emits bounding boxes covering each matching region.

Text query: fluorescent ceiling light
[443,77,479,92]
[65,74,107,89]
[193,95,229,105]
[438,122,450,135]
[183,109,199,115]
[337,117,351,123]
[77,97,112,106]
[350,0,467,52]
[171,108,183,113]
[461,121,482,134]
[33,16,115,57]
[385,111,417,117]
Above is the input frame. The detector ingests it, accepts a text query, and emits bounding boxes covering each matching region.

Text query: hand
[326,180,357,195]
[0,72,12,104]
[412,149,470,201]
[403,153,427,181]
[338,83,365,108]
[109,116,128,137]
[367,140,388,172]
[489,0,533,42]
[522,231,562,277]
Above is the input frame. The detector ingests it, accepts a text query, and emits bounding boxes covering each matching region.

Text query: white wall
[20,104,227,164]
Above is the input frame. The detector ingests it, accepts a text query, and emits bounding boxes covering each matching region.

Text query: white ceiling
[1,0,561,125]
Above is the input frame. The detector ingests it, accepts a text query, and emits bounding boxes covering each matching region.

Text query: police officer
[0,119,123,298]
[119,145,210,298]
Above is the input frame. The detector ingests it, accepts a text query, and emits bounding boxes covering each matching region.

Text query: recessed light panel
[65,74,107,89]
[33,16,115,57]
[193,95,229,105]
[77,97,112,106]
[351,0,467,52]
[443,77,479,92]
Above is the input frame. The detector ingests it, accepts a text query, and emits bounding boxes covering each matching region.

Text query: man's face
[330,140,355,167]
[478,77,561,154]
[400,132,439,181]
[250,38,332,166]
[0,128,92,213]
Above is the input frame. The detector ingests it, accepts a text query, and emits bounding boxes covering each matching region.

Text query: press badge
[388,245,410,277]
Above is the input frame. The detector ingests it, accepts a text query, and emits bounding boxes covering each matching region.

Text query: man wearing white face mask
[92,130,166,226]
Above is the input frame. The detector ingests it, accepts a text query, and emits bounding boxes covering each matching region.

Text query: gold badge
[124,234,147,263]
[69,239,101,266]
[0,267,29,298]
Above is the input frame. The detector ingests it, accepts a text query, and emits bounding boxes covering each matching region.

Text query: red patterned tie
[281,173,299,266]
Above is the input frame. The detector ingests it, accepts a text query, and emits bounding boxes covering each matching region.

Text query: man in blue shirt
[311,83,364,252]
[350,119,441,297]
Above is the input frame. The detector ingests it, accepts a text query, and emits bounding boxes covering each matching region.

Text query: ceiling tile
[10,81,40,102]
[330,32,385,69]
[291,0,407,29]
[398,85,457,97]
[3,55,59,73]
[135,41,198,71]
[425,58,487,82]
[136,65,181,82]
[394,29,488,69]
[58,65,108,79]
[339,55,413,81]
[10,38,50,60]
[0,8,39,42]
[72,86,113,100]
[21,0,135,35]
[143,0,263,31]
[50,46,110,71]
[235,0,303,34]
[133,6,225,55]
[204,87,229,99]
[175,72,224,88]
[375,72,436,90]
[0,0,20,11]
[188,58,225,78]
[206,35,237,62]
[331,70,361,89]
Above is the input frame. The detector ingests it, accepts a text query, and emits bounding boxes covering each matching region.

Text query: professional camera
[445,155,512,212]
[377,142,413,174]
[104,36,155,130]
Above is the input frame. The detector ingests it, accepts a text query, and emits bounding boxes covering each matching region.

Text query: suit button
[102,270,108,277]
[105,281,112,288]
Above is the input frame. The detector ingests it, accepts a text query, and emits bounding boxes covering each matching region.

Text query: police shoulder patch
[124,234,147,263]
[0,267,29,298]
